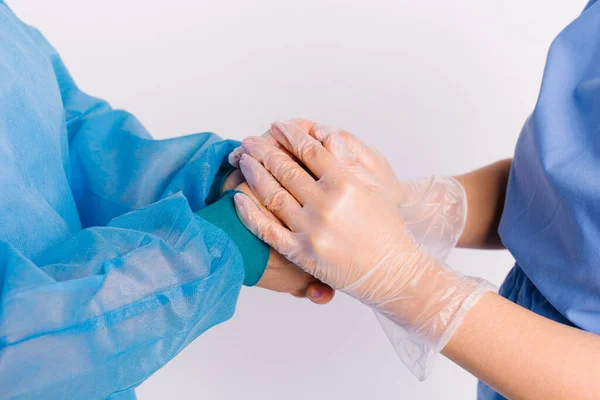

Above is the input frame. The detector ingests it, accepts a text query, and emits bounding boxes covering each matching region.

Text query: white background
[12,1,585,399]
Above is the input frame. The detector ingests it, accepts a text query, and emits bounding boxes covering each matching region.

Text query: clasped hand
[229,119,492,379]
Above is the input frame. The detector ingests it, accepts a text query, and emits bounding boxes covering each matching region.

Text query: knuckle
[313,200,335,223]
[315,181,357,223]
[275,163,304,184]
[266,151,292,175]
[335,180,358,199]
[257,219,276,242]
[298,141,322,161]
[309,229,334,255]
[264,188,289,213]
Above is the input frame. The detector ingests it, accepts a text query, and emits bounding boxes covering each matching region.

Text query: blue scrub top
[479,1,600,398]
[0,2,260,399]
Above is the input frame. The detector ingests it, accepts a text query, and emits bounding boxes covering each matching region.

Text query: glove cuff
[398,176,467,260]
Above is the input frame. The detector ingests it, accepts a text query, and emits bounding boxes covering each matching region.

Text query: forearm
[442,292,600,399]
[454,159,512,249]
[1,195,244,398]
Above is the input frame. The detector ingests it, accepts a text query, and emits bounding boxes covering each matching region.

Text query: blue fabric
[479,1,600,398]
[0,3,251,399]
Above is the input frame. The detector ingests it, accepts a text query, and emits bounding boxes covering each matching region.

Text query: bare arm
[442,292,600,399]
[454,159,512,249]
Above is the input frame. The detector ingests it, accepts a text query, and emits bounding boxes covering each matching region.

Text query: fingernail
[233,192,243,205]
[238,154,260,187]
[228,146,244,166]
[309,288,323,299]
[275,120,292,133]
[238,153,253,170]
[233,193,250,213]
[270,122,284,139]
[269,122,295,150]
[262,129,277,145]
[272,121,294,143]
[233,193,262,233]
[238,154,249,173]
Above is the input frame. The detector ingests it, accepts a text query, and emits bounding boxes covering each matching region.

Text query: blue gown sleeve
[22,23,239,228]
[0,194,245,399]
[21,20,270,286]
[0,12,265,400]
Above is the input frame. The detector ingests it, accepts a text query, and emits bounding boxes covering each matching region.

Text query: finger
[320,130,387,181]
[288,118,316,135]
[238,154,305,230]
[241,136,321,205]
[261,129,298,161]
[322,133,358,165]
[306,281,335,305]
[261,119,318,161]
[322,135,386,191]
[290,121,359,167]
[233,192,302,259]
[235,182,284,226]
[310,123,373,164]
[270,120,338,179]
[262,130,283,147]
[310,123,344,142]
[229,126,299,167]
[228,146,245,167]
[229,128,277,167]
[313,124,365,165]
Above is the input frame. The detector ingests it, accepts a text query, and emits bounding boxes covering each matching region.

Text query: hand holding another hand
[230,120,468,260]
[232,120,492,378]
[221,171,335,304]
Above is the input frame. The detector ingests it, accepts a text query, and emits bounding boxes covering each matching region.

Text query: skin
[443,291,600,399]
[222,169,334,304]
[444,159,600,398]
[234,123,600,399]
[453,159,513,249]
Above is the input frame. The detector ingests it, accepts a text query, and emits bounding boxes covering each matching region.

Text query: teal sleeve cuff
[195,190,270,286]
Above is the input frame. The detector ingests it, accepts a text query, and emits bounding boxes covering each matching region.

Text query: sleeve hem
[195,190,270,286]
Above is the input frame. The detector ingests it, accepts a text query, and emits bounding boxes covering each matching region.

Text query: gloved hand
[221,168,335,304]
[230,120,467,261]
[298,121,473,375]
[235,181,335,304]
[232,120,492,379]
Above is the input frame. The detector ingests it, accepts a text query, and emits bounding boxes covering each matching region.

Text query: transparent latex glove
[229,120,467,261]
[230,120,470,377]
[239,182,335,304]
[222,171,335,304]
[300,122,472,376]
[232,120,493,379]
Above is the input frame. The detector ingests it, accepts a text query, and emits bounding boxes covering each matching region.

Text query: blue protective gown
[478,1,600,398]
[0,3,259,399]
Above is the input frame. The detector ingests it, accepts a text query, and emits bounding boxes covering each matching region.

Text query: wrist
[398,176,468,260]
[221,169,245,193]
[373,254,494,381]
[375,251,491,345]
[195,189,269,286]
